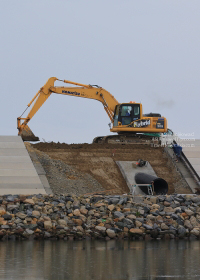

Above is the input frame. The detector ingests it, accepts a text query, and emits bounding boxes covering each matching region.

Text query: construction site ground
[31,142,192,196]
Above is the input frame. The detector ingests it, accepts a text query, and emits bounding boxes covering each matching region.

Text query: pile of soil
[32,142,192,195]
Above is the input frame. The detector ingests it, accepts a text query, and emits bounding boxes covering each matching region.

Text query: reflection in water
[0,240,200,279]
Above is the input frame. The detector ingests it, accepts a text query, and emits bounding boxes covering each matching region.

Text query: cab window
[113,105,120,127]
[121,105,132,125]
[121,106,132,117]
[113,104,140,126]
[134,105,140,116]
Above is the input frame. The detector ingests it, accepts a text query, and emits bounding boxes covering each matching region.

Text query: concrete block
[195,140,200,146]
[0,188,46,195]
[0,169,38,177]
[183,147,200,152]
[183,151,200,158]
[0,142,25,149]
[32,163,46,175]
[192,165,200,172]
[184,178,197,193]
[175,168,191,178]
[0,183,44,189]
[0,162,35,170]
[177,139,200,145]
[188,140,200,146]
[39,175,53,195]
[0,156,32,163]
[186,158,200,165]
[0,136,22,142]
[0,149,29,156]
[0,176,42,184]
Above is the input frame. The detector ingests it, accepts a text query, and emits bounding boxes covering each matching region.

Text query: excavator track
[92,136,105,143]
[92,134,160,145]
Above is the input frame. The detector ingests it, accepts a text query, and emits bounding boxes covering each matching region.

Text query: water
[0,240,200,280]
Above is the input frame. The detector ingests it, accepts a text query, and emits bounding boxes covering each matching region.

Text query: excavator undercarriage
[93,133,161,145]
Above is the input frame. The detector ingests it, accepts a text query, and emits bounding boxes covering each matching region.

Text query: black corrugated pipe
[135,172,168,195]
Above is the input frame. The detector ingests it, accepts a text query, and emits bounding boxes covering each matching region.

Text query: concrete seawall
[0,136,47,195]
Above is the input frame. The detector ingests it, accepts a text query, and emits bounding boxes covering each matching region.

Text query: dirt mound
[32,142,192,195]
[34,142,158,151]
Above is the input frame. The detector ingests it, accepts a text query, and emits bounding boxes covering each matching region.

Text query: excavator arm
[17,77,119,141]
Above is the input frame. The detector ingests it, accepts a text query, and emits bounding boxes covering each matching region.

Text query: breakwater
[0,193,200,240]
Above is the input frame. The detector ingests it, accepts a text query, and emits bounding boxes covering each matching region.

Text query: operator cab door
[113,104,140,127]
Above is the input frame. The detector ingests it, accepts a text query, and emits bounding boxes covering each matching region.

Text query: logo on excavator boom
[62,90,80,96]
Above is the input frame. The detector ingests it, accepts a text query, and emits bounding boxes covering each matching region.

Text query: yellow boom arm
[17,77,119,140]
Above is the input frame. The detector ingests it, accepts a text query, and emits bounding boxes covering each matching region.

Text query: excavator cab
[111,101,167,134]
[113,103,141,127]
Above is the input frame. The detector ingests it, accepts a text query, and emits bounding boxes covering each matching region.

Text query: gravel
[35,149,105,196]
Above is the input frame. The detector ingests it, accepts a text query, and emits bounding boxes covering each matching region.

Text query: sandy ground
[32,142,192,195]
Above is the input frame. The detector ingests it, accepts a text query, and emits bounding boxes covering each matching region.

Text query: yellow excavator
[17,77,168,143]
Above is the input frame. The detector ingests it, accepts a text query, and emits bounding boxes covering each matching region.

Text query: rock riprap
[0,194,200,240]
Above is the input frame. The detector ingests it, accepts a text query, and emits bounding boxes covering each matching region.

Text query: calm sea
[0,240,199,280]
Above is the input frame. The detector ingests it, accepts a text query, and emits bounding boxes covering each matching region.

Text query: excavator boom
[17,77,119,141]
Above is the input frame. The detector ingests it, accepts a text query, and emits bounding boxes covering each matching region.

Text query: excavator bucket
[19,125,39,142]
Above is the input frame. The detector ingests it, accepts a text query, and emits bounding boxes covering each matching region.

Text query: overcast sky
[0,1,199,143]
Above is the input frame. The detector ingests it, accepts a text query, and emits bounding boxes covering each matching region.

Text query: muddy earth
[30,142,192,196]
